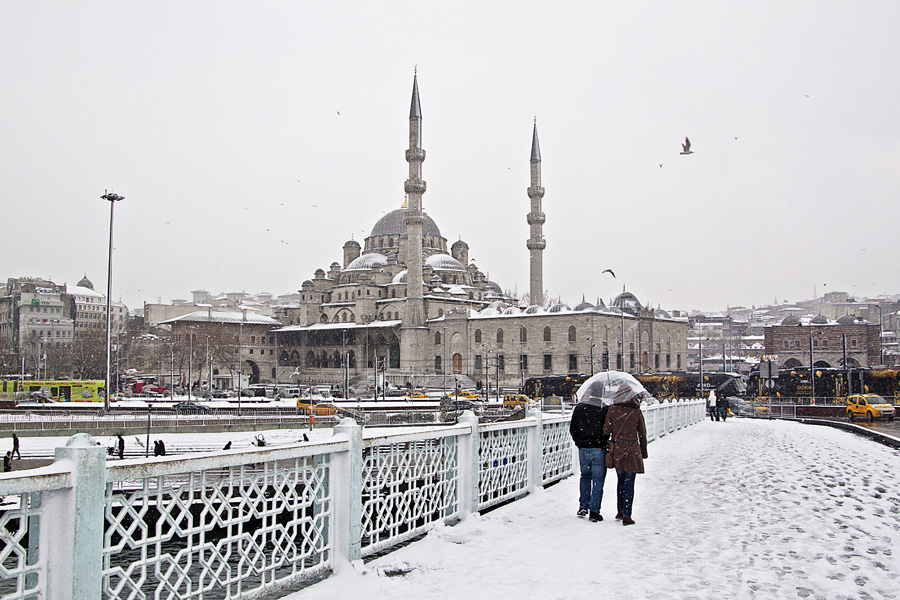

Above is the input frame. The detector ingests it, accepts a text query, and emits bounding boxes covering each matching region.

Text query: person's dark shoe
[615,512,623,520]
[622,517,635,526]
[577,508,588,517]
[589,512,602,522]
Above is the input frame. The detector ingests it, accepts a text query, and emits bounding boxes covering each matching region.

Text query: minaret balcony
[526,212,546,226]
[526,238,547,250]
[404,180,427,194]
[405,148,426,162]
[527,186,545,198]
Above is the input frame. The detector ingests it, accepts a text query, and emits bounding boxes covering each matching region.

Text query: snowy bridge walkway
[287,419,900,600]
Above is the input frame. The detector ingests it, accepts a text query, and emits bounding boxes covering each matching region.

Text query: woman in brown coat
[603,385,649,526]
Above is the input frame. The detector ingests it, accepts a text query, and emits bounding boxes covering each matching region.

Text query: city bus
[0,379,106,403]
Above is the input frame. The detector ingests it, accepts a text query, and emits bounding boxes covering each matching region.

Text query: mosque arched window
[349,313,356,322]
[543,327,552,342]
[333,314,340,323]
[333,351,340,368]
[474,329,482,343]
[435,332,441,346]
[391,289,396,298]
[568,326,576,343]
[497,329,504,344]
[520,328,527,343]
[320,314,328,323]
[390,237,395,247]
[306,351,315,368]
[321,351,329,368]
[348,350,356,369]
[341,313,347,322]
[438,309,444,317]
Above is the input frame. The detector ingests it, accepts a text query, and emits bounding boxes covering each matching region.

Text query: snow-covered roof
[66,284,104,299]
[160,311,281,326]
[275,320,401,332]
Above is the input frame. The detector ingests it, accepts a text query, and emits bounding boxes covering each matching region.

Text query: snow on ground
[285,419,900,600]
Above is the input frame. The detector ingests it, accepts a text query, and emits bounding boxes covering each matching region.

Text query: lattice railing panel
[644,407,658,442]
[102,455,331,600]
[541,420,573,485]
[361,437,459,557]
[0,493,43,600]
[478,427,529,511]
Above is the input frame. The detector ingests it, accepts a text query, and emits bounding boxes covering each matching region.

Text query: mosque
[275,75,688,391]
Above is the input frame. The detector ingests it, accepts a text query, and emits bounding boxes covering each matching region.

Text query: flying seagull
[602,269,616,278]
[680,137,693,155]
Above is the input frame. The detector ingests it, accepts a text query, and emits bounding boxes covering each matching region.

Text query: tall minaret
[526,120,546,306]
[400,71,428,379]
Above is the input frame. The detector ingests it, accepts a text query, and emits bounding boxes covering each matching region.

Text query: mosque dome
[345,253,388,271]
[485,280,502,294]
[781,315,802,326]
[654,308,672,319]
[612,291,642,315]
[524,305,545,314]
[502,306,522,315]
[77,275,94,290]
[811,314,828,325]
[548,303,571,313]
[574,301,600,312]
[425,253,466,271]
[836,314,860,325]
[451,239,469,249]
[343,239,360,248]
[371,208,442,239]
[391,270,408,284]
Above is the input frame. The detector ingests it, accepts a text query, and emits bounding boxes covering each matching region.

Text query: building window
[475,354,483,371]
[783,340,789,349]
[543,327,551,342]
[569,354,577,371]
[568,326,576,343]
[520,355,528,372]
[602,352,610,370]
[475,329,482,343]
[497,354,505,372]
[520,328,527,343]
[435,331,441,345]
[850,338,857,348]
[655,354,660,369]
[435,356,442,372]
[497,329,504,344]
[666,354,671,368]
[616,353,623,370]
[677,355,682,369]
[249,349,254,355]
[544,354,552,371]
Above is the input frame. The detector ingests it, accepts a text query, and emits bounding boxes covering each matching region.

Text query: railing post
[332,417,363,569]
[45,433,106,600]
[525,407,543,492]
[457,411,480,519]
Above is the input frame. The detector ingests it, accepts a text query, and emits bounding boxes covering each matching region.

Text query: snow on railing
[0,402,703,599]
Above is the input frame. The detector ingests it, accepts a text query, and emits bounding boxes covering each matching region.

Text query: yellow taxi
[846,394,895,422]
[297,400,337,416]
[408,391,428,399]
[454,390,480,399]
[503,394,531,408]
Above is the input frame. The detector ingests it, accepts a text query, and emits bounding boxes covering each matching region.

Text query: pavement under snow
[285,419,900,600]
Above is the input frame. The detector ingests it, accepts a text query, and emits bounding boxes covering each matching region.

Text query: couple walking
[569,383,648,526]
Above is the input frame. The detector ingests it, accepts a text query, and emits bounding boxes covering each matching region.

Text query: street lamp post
[442,327,448,398]
[187,327,194,403]
[102,190,123,411]
[587,336,595,377]
[878,305,884,366]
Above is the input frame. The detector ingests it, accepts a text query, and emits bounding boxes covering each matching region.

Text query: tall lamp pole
[878,305,884,366]
[102,190,123,411]
[587,336,595,377]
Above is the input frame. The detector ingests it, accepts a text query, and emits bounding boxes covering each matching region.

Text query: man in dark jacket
[716,392,729,421]
[569,395,610,522]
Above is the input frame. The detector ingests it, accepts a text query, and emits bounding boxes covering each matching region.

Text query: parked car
[454,390,480,400]
[408,391,428,399]
[450,399,483,412]
[173,401,211,415]
[847,394,895,422]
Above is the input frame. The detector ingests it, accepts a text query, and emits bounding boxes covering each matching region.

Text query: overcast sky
[3,2,898,313]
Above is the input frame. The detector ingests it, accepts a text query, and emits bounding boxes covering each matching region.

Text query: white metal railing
[0,401,704,599]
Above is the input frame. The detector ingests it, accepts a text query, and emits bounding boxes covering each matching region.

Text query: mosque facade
[275,75,688,391]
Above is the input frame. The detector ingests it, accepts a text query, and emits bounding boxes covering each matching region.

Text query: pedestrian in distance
[569,386,611,523]
[12,433,21,460]
[153,440,161,456]
[603,384,649,527]
[158,439,166,456]
[3,452,11,472]
[117,434,125,460]
[716,392,729,422]
[223,441,232,451]
[709,390,719,421]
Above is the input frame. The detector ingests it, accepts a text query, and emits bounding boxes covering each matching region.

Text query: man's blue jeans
[616,470,637,518]
[578,447,608,513]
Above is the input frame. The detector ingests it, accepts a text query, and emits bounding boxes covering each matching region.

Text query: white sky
[3,2,899,312]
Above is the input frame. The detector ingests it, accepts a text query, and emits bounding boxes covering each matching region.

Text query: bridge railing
[0,400,704,600]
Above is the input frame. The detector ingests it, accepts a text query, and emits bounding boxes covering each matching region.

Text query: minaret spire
[401,70,428,380]
[526,121,546,306]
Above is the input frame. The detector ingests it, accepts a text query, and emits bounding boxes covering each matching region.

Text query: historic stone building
[764,314,882,369]
[275,75,688,391]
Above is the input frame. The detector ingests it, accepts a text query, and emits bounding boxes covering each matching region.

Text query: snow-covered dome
[480,305,503,316]
[345,253,388,271]
[548,303,571,313]
[811,314,828,325]
[524,305,545,315]
[425,253,466,271]
[502,306,522,315]
[574,301,598,312]
[371,208,442,239]
[613,292,642,315]
[451,239,469,249]
[391,270,408,284]
[343,239,360,248]
[485,280,503,294]
[654,308,671,319]
[77,275,94,290]
[837,314,861,325]
[448,285,467,295]
[781,315,802,326]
